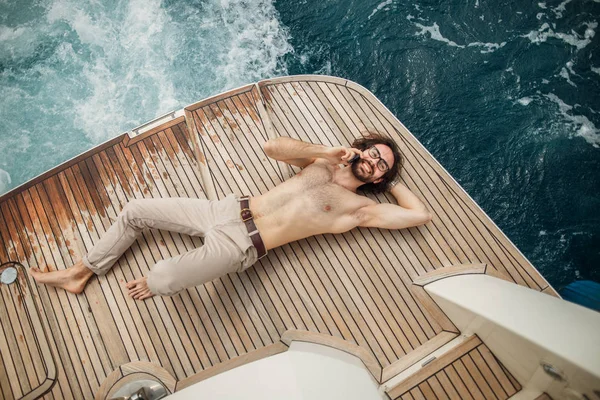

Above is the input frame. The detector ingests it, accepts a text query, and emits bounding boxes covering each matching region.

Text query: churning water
[1,0,599,289]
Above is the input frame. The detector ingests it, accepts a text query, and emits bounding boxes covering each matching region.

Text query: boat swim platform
[0,75,556,399]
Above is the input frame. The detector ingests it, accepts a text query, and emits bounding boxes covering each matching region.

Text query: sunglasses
[367,146,390,172]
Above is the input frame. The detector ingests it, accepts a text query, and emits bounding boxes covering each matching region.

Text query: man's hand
[321,146,362,165]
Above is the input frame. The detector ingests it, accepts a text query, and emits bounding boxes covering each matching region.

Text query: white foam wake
[544,93,600,148]
[552,0,573,18]
[522,22,597,50]
[467,41,507,54]
[517,97,534,106]
[413,22,506,53]
[368,0,393,20]
[0,0,294,194]
[41,0,292,143]
[414,23,464,48]
[0,169,11,194]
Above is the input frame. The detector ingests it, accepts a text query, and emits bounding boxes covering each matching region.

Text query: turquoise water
[0,0,598,289]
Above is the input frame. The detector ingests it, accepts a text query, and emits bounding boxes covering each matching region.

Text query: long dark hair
[351,131,403,194]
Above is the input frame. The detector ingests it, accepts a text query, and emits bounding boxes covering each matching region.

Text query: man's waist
[238,196,267,259]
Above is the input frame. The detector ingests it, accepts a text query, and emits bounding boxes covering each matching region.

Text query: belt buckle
[240,208,253,222]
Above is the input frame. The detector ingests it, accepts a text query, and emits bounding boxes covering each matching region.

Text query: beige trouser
[82,194,259,296]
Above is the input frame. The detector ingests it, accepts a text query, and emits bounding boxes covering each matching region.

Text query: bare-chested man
[30,132,431,300]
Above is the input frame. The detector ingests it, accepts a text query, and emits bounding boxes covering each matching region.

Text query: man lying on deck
[29,132,432,300]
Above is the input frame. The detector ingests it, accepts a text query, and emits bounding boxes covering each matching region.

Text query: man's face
[351,144,394,183]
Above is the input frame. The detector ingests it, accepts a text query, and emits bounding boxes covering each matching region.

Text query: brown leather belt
[239,196,267,259]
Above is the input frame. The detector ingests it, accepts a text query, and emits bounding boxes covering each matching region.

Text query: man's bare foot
[29,260,94,294]
[125,276,155,301]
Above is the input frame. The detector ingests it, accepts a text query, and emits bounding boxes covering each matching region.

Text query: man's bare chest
[288,164,370,215]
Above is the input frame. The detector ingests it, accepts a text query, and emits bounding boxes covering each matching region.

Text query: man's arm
[356,182,432,230]
[263,137,359,168]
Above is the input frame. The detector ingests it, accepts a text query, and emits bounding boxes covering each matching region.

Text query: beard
[351,159,374,183]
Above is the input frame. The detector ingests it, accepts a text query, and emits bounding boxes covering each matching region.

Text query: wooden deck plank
[382,332,457,382]
[276,83,324,145]
[277,243,343,338]
[295,237,374,350]
[0,194,73,399]
[478,345,518,396]
[225,274,276,346]
[400,137,530,285]
[417,381,437,400]
[41,174,114,377]
[168,124,207,198]
[335,231,412,357]
[75,160,136,373]
[453,358,486,400]
[262,85,306,141]
[314,82,356,144]
[470,347,507,399]
[435,369,461,399]
[117,144,194,373]
[216,98,294,345]
[269,248,324,333]
[237,92,287,183]
[428,375,450,400]
[0,283,26,398]
[297,238,365,342]
[348,228,428,347]
[133,125,249,374]
[211,278,261,351]
[0,229,45,397]
[461,353,497,400]
[16,188,77,400]
[289,81,339,144]
[314,234,391,365]
[242,266,288,336]
[444,365,474,400]
[193,108,244,197]
[264,79,446,360]
[409,388,425,400]
[296,82,346,149]
[223,97,282,187]
[357,227,438,341]
[22,186,96,395]
[189,137,289,349]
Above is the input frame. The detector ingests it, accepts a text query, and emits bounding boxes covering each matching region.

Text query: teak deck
[0,76,553,399]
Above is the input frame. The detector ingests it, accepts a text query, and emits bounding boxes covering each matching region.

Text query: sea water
[0,0,598,289]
